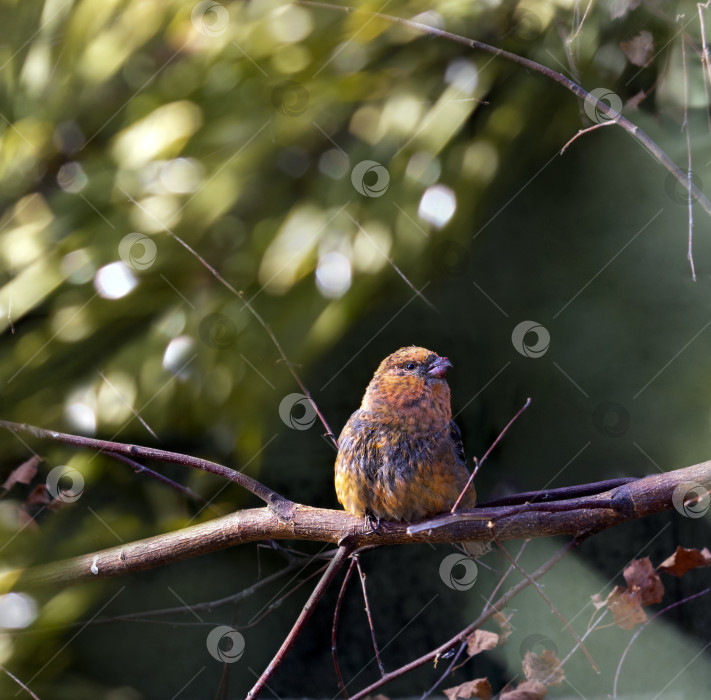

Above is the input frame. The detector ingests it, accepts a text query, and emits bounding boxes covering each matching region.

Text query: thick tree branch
[4,460,710,590]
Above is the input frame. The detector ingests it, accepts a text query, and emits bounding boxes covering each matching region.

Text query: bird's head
[361,346,453,431]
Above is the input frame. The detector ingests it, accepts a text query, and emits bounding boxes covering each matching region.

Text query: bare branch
[494,535,599,672]
[561,119,619,154]
[247,544,355,698]
[347,536,587,700]
[355,555,385,676]
[0,419,292,517]
[452,397,531,512]
[3,450,709,589]
[332,558,357,698]
[299,1,711,219]
[613,586,711,698]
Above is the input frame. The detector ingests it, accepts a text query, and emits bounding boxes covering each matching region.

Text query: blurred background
[1,0,710,697]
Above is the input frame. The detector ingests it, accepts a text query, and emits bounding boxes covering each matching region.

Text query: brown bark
[7,460,710,589]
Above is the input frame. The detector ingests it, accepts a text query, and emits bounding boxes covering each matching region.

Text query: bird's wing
[449,419,466,465]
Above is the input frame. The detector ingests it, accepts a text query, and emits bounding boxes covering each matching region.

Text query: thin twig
[560,119,619,154]
[570,0,595,41]
[123,187,338,448]
[247,542,356,698]
[0,666,40,700]
[355,555,385,676]
[483,538,529,614]
[161,225,339,448]
[332,558,357,699]
[346,215,436,311]
[697,3,711,137]
[553,607,609,682]
[613,586,711,698]
[681,35,697,281]
[555,16,581,84]
[346,535,588,700]
[451,397,531,513]
[494,535,600,673]
[420,641,468,699]
[422,540,529,699]
[106,451,218,512]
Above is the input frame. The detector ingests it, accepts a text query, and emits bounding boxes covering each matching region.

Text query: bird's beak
[427,356,452,378]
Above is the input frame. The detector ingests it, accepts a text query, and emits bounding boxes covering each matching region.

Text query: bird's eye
[405,362,416,371]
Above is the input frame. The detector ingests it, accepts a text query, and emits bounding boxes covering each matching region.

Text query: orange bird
[335,346,476,523]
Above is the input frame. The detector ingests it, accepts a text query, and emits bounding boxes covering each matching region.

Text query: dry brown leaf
[659,546,711,578]
[444,678,492,700]
[623,557,664,605]
[2,456,41,491]
[466,629,499,657]
[522,649,564,687]
[620,30,654,66]
[500,680,548,700]
[607,586,647,630]
[364,695,389,700]
[493,611,513,643]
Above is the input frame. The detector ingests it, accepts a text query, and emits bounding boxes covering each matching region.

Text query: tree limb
[4,459,710,590]
[299,1,711,219]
